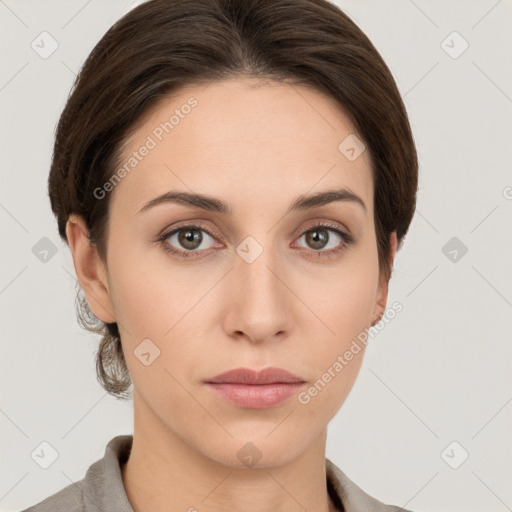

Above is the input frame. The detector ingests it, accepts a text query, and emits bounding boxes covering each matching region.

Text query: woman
[23,0,418,510]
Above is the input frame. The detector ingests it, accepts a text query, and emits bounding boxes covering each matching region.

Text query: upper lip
[205,367,306,385]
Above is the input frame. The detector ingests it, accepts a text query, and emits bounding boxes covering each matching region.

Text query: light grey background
[1,1,511,511]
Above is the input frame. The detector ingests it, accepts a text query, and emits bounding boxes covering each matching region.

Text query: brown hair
[49,0,418,399]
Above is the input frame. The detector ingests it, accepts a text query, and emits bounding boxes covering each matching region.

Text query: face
[68,78,395,468]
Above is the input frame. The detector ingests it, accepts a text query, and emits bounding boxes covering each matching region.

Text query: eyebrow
[137,187,367,216]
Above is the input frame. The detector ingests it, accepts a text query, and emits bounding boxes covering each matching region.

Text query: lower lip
[205,382,305,409]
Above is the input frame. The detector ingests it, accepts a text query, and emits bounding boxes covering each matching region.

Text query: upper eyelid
[163,222,218,240]
[161,221,351,245]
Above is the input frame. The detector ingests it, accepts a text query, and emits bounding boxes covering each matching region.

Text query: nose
[222,240,292,344]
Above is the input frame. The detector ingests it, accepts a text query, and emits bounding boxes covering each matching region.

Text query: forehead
[110,78,373,216]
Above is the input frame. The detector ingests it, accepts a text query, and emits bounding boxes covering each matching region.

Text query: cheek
[108,269,170,336]
[295,254,379,407]
[297,350,365,424]
[311,273,375,322]
[104,241,218,380]
[106,236,200,335]
[306,256,379,340]
[292,278,375,422]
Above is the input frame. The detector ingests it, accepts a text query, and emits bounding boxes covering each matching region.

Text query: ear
[65,214,116,323]
[371,231,398,326]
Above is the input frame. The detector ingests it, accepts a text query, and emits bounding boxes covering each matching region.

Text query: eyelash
[156,222,354,260]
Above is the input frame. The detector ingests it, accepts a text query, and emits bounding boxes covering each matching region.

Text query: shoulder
[326,458,417,512]
[18,480,86,512]
[19,435,134,512]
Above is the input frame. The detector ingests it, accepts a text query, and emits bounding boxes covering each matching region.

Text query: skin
[66,77,397,512]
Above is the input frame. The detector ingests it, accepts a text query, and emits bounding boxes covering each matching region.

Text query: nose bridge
[226,232,290,340]
[235,233,282,301]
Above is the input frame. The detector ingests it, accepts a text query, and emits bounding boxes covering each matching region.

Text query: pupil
[180,229,201,249]
[308,228,327,249]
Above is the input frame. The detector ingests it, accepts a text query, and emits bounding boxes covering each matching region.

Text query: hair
[48,0,418,399]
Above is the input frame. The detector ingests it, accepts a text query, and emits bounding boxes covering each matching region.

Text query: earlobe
[65,214,116,324]
[371,231,398,326]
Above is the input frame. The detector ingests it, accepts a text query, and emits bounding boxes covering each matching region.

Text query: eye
[293,223,354,258]
[158,224,219,259]
[157,221,354,259]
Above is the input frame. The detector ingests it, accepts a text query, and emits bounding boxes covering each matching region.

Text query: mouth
[204,367,306,409]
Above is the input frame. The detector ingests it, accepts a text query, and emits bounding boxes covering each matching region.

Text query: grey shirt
[21,435,413,512]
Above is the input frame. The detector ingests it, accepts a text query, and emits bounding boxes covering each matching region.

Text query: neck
[121,392,339,512]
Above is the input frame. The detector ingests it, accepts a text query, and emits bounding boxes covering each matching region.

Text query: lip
[205,367,305,385]
[204,367,306,409]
